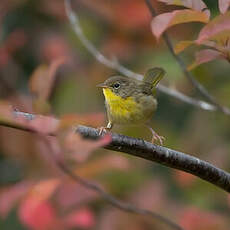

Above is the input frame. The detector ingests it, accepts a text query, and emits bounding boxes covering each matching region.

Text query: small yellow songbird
[97,67,165,145]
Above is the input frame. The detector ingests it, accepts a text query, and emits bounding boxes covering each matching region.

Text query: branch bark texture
[77,125,230,193]
[1,109,230,193]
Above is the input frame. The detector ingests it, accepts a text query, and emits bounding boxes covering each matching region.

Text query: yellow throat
[102,88,140,124]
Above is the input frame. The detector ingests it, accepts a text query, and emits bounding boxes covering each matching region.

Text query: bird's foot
[97,126,110,136]
[98,122,113,136]
[151,132,165,145]
[147,125,165,145]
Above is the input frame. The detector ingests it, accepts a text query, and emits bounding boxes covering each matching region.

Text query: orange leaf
[151,9,209,40]
[28,179,60,203]
[174,40,194,54]
[29,64,49,99]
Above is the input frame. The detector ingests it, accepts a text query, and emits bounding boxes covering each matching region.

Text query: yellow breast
[102,88,154,124]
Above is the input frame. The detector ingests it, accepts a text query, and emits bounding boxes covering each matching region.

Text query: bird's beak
[96,83,108,88]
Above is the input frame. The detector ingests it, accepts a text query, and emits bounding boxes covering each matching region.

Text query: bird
[97,67,165,145]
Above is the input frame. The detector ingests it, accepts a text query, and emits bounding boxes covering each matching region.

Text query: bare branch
[1,109,230,193]
[77,125,230,193]
[54,152,183,230]
[64,0,222,113]
[42,134,183,230]
[157,85,216,111]
[64,0,138,79]
[144,0,230,115]
[3,108,183,229]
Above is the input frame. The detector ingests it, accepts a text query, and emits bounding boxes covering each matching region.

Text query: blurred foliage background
[0,0,230,229]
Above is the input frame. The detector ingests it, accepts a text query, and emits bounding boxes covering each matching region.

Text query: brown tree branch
[1,107,183,230]
[64,0,221,114]
[77,125,230,193]
[1,109,230,193]
[144,0,230,115]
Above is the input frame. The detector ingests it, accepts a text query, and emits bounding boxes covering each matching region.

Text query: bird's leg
[98,121,113,135]
[146,125,165,145]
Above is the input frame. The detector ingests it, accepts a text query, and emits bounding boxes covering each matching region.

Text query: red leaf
[151,9,209,40]
[0,103,59,135]
[19,198,58,230]
[0,181,32,218]
[114,0,151,29]
[158,0,210,17]
[17,179,60,229]
[41,36,70,63]
[173,171,196,187]
[64,208,95,229]
[196,12,230,44]
[219,0,230,14]
[188,49,223,70]
[29,57,66,101]
[179,207,227,230]
[62,131,111,162]
[56,182,98,208]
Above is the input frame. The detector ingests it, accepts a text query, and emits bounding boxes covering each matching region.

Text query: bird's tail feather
[143,67,165,87]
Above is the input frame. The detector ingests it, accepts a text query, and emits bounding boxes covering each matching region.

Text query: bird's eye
[113,83,120,89]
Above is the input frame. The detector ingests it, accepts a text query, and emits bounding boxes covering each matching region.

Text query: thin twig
[144,0,230,115]
[157,85,216,111]
[57,157,183,230]
[64,0,222,113]
[42,134,183,230]
[65,0,137,78]
[1,109,230,193]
